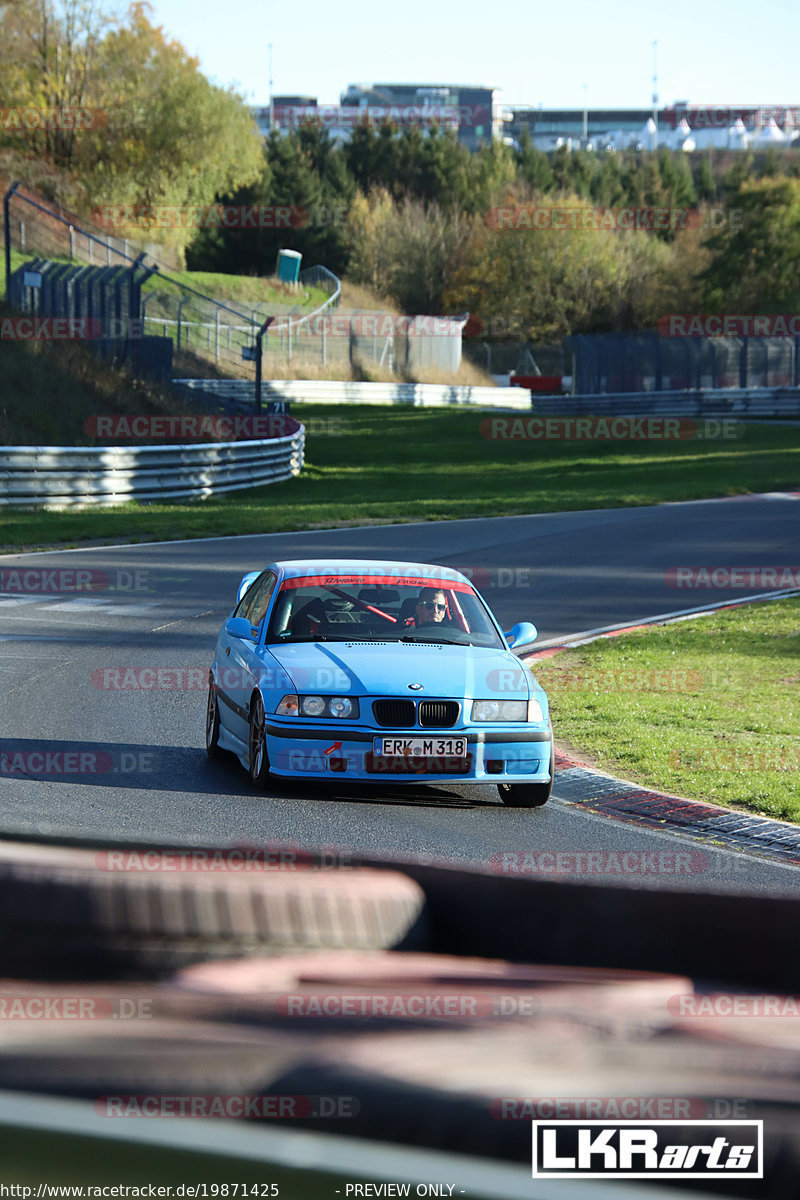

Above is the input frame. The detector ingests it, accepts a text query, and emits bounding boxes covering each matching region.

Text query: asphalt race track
[1,494,799,897]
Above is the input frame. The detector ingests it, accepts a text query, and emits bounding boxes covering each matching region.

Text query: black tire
[0,847,429,978]
[205,677,221,759]
[498,741,554,808]
[248,691,271,789]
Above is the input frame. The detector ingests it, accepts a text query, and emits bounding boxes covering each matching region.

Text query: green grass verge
[1,405,799,552]
[532,597,800,821]
[141,269,328,311]
[0,297,188,446]
[1,247,327,311]
[1,247,36,295]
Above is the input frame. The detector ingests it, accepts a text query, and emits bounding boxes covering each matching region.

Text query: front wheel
[205,680,221,758]
[248,692,271,789]
[498,743,554,808]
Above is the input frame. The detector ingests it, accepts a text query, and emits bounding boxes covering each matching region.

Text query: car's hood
[265,640,538,700]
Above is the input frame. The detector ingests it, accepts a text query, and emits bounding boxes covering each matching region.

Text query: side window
[249,572,277,625]
[234,572,276,625]
[233,575,261,620]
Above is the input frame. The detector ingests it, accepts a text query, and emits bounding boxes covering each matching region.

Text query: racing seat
[290,598,328,638]
[398,598,417,627]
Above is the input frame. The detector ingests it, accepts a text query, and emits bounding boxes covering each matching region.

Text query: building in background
[252,91,799,153]
[253,83,502,149]
[509,103,800,152]
[341,84,502,150]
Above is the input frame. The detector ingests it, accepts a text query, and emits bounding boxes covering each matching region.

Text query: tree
[694,156,716,202]
[1,1,263,260]
[464,137,516,216]
[657,148,696,207]
[564,150,594,199]
[759,147,781,178]
[188,128,353,277]
[86,3,262,258]
[516,130,553,193]
[0,0,109,167]
[343,187,397,296]
[701,177,800,311]
[415,125,472,211]
[550,144,572,192]
[344,189,474,313]
[590,154,624,206]
[721,153,754,196]
[343,121,400,198]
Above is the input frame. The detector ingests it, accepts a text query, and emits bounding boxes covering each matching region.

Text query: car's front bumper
[264,721,553,784]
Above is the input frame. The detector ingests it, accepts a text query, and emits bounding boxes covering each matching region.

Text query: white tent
[752,118,786,145]
[669,117,692,149]
[727,118,749,149]
[671,119,696,151]
[641,117,658,150]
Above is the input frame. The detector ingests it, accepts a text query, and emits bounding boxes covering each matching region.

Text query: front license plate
[374,736,468,758]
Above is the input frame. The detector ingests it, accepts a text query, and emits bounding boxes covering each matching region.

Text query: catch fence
[567,331,800,394]
[2,183,341,381]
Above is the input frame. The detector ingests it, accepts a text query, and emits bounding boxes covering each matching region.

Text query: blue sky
[148,0,800,110]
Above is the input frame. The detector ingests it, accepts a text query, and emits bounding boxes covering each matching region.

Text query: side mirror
[225,616,258,641]
[236,571,260,604]
[505,621,538,650]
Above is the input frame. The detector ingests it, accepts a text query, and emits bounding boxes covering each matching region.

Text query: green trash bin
[276,248,302,284]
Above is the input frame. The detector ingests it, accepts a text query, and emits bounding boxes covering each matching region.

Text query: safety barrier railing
[0,427,304,509]
[175,379,531,409]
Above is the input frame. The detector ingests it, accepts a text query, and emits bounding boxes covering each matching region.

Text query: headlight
[277,694,359,719]
[471,699,528,722]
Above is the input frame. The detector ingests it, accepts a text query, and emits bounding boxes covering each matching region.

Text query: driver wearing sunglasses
[412,587,449,627]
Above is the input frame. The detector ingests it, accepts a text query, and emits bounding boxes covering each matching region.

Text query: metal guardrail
[282,264,341,331]
[530,387,800,418]
[176,380,800,416]
[175,379,531,409]
[0,428,304,509]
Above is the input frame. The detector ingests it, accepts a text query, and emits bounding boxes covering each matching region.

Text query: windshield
[266,574,505,648]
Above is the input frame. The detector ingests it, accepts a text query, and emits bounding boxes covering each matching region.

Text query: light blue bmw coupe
[205,559,553,807]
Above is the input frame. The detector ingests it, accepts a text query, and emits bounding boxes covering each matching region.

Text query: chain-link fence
[3,184,471,382]
[256,311,467,376]
[2,183,342,382]
[3,185,475,381]
[463,341,570,379]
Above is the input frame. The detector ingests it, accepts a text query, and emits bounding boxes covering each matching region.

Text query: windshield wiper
[271,634,331,643]
[401,635,457,644]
